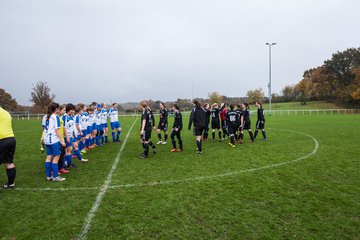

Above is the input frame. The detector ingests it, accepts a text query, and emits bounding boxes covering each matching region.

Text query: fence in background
[9,109,360,120]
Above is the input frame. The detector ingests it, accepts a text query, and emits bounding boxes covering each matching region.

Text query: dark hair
[87,106,93,113]
[140,100,148,108]
[204,103,209,108]
[193,99,201,108]
[256,101,263,107]
[230,104,234,110]
[75,106,81,114]
[66,103,76,113]
[244,102,250,110]
[112,103,117,106]
[173,104,180,110]
[237,103,242,108]
[46,102,60,120]
[160,102,166,108]
[78,103,85,110]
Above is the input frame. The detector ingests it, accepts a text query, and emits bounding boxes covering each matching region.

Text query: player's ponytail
[47,102,60,120]
[193,99,201,108]
[173,104,180,111]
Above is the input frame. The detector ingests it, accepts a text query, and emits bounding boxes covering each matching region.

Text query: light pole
[266,42,276,116]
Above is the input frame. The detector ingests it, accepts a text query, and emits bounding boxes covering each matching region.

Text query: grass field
[0,113,359,239]
[263,101,341,110]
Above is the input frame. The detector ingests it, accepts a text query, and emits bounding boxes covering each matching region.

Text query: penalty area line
[77,118,137,240]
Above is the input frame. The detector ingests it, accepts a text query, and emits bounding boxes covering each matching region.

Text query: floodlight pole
[266,42,276,116]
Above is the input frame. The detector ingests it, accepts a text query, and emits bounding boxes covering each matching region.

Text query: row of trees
[280,47,360,106]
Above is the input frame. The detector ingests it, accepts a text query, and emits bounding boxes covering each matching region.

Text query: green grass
[264,101,341,110]
[0,114,359,239]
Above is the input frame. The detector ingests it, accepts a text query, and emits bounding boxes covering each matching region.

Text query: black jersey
[173,110,182,130]
[188,107,206,130]
[141,108,153,129]
[243,108,251,123]
[211,108,220,122]
[257,107,265,122]
[226,110,240,127]
[159,108,168,124]
[204,108,211,125]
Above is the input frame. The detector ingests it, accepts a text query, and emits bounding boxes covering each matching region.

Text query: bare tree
[30,81,55,113]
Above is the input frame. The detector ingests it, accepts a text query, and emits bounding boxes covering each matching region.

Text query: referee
[0,106,17,189]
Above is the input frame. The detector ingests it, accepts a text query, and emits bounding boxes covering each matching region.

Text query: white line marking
[77,119,137,240]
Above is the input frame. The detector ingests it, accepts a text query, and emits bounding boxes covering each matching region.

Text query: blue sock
[74,149,82,160]
[66,155,72,166]
[112,132,115,142]
[96,136,100,146]
[85,138,89,148]
[105,136,108,143]
[117,131,121,141]
[52,163,59,178]
[45,162,52,177]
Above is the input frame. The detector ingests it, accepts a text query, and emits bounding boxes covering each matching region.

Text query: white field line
[15,128,319,192]
[77,119,137,240]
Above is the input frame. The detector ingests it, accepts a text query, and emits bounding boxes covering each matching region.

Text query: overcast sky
[1,0,359,105]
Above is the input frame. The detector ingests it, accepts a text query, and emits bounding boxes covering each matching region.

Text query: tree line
[1,47,359,113]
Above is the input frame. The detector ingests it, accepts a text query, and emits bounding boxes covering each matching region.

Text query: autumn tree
[281,85,296,102]
[0,88,18,111]
[246,88,265,103]
[208,92,223,105]
[30,81,55,113]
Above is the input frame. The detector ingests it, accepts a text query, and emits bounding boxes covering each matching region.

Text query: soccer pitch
[0,114,359,239]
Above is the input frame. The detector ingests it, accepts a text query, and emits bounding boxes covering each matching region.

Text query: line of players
[138,100,266,158]
[41,102,122,182]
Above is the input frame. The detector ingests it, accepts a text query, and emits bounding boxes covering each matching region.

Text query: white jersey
[101,108,108,124]
[63,114,75,138]
[74,115,81,136]
[88,113,94,126]
[108,108,119,123]
[43,114,61,145]
[95,109,102,125]
[80,112,88,130]
[41,115,47,128]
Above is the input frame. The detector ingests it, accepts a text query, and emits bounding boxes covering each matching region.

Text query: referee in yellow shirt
[0,106,17,189]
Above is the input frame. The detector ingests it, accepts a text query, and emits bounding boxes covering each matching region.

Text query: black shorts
[212,120,220,130]
[141,128,152,141]
[157,122,168,131]
[0,137,16,165]
[221,120,227,128]
[243,121,251,130]
[194,127,205,136]
[256,120,265,129]
[227,126,238,135]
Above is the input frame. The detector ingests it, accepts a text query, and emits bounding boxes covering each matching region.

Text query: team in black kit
[138,99,267,159]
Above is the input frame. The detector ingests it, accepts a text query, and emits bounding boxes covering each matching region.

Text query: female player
[170,104,183,152]
[220,103,228,139]
[86,106,95,149]
[211,103,222,142]
[43,102,66,182]
[156,102,169,145]
[0,106,17,188]
[226,104,240,147]
[57,105,69,174]
[109,103,122,143]
[241,103,254,142]
[139,100,157,159]
[203,103,211,141]
[188,99,206,154]
[101,103,109,144]
[235,103,244,143]
[254,101,267,141]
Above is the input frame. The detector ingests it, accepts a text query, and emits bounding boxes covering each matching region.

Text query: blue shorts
[65,137,74,147]
[102,123,108,128]
[110,121,121,130]
[87,126,93,133]
[97,124,103,132]
[76,135,82,141]
[45,142,62,156]
[92,123,96,129]
[82,129,88,136]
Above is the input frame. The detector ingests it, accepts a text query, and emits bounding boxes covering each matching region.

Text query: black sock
[6,168,16,185]
[212,132,215,140]
[144,143,149,156]
[254,130,258,139]
[158,134,162,141]
[172,140,176,149]
[262,130,267,139]
[249,131,254,141]
[179,140,183,150]
[235,133,239,141]
[164,133,168,142]
[149,141,156,149]
[240,132,244,140]
[231,135,235,145]
[197,140,202,152]
[218,131,222,139]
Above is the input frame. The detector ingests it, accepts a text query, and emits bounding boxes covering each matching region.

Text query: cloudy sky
[1,0,359,105]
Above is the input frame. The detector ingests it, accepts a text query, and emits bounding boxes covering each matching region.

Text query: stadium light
[266,42,276,116]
